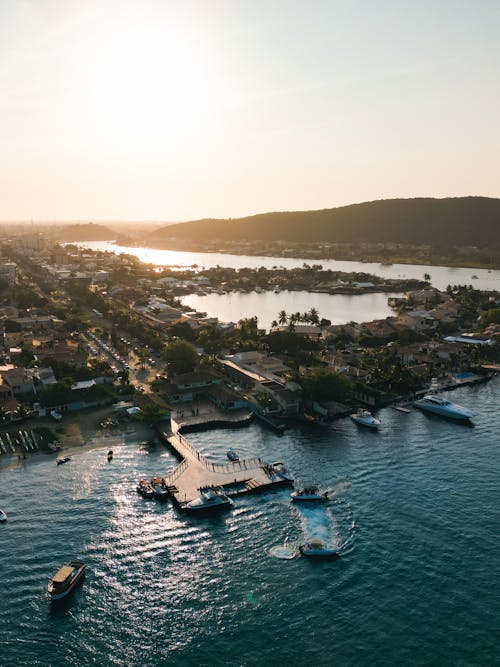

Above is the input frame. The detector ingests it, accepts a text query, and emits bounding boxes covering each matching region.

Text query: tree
[278,310,288,325]
[301,368,352,402]
[308,307,320,325]
[162,339,198,375]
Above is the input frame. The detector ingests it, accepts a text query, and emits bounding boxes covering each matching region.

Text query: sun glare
[79,20,206,154]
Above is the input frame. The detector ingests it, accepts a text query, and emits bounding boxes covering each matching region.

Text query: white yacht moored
[350,409,381,429]
[414,395,474,421]
[185,489,234,514]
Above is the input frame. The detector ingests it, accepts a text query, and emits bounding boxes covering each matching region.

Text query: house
[397,310,437,332]
[0,367,35,396]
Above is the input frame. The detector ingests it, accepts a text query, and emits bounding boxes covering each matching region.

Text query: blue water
[1,380,500,666]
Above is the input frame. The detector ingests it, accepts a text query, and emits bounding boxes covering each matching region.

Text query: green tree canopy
[162,339,198,375]
[300,368,352,402]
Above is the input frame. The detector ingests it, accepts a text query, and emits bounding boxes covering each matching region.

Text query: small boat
[350,409,381,429]
[107,450,113,462]
[0,509,7,522]
[151,477,168,501]
[136,479,155,498]
[227,449,239,462]
[185,489,233,514]
[56,456,71,465]
[48,561,86,600]
[299,539,341,558]
[50,409,62,422]
[291,485,328,502]
[414,395,474,421]
[270,462,294,482]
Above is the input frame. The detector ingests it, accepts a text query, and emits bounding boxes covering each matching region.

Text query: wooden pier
[158,426,293,509]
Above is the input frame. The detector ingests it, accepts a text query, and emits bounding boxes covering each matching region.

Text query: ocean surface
[1,381,499,667]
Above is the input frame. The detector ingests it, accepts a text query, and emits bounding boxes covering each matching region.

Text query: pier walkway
[159,420,292,508]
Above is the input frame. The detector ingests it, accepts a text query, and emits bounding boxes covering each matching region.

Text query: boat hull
[299,546,340,558]
[414,403,473,421]
[350,416,380,428]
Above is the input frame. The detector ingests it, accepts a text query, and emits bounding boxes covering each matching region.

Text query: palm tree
[270,320,278,329]
[308,307,320,325]
[278,310,288,325]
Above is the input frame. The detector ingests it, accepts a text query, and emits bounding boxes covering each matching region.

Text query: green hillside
[150,197,500,247]
[54,223,116,242]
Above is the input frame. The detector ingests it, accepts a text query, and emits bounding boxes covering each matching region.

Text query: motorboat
[270,462,294,482]
[299,539,341,558]
[50,409,62,422]
[136,479,155,498]
[350,409,381,429]
[151,477,168,501]
[56,456,71,465]
[291,485,328,502]
[48,561,86,600]
[107,450,113,462]
[185,489,234,514]
[0,509,7,522]
[227,449,239,462]
[414,395,474,421]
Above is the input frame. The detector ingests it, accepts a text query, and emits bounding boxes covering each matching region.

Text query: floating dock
[158,426,293,510]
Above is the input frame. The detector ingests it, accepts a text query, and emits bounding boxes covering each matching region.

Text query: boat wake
[268,543,298,560]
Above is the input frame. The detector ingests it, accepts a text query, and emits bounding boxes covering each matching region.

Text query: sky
[0,0,499,222]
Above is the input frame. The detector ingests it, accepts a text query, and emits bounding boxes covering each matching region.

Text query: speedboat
[414,395,474,421]
[107,450,113,462]
[185,489,234,514]
[299,539,341,558]
[350,409,381,429]
[56,456,71,465]
[0,509,7,522]
[48,561,86,600]
[291,486,328,502]
[227,449,239,462]
[136,480,155,498]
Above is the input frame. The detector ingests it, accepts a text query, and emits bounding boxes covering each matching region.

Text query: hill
[53,223,116,242]
[150,197,500,247]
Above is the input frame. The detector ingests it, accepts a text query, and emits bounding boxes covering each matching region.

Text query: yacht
[299,540,341,558]
[0,509,7,522]
[291,486,328,502]
[350,409,381,429]
[185,489,233,514]
[270,462,294,482]
[414,395,474,421]
[226,449,239,462]
[48,561,86,600]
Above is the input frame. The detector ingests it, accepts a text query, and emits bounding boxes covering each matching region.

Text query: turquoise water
[1,380,500,666]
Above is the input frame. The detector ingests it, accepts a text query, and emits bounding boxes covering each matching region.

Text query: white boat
[350,409,381,429]
[291,486,328,502]
[414,395,474,421]
[48,561,86,600]
[270,462,294,482]
[56,456,71,465]
[299,539,341,558]
[0,509,7,522]
[185,489,233,514]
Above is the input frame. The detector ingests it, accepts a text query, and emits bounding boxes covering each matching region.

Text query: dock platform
[158,427,293,509]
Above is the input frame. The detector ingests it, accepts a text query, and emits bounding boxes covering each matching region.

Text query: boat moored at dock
[151,477,169,501]
[291,486,328,502]
[350,409,381,429]
[184,488,234,514]
[414,395,474,421]
[226,449,239,461]
[136,479,155,498]
[48,561,86,600]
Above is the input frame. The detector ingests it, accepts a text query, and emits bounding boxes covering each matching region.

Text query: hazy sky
[1,0,499,221]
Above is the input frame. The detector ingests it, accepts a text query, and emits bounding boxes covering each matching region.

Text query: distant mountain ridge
[150,197,500,247]
[54,223,115,241]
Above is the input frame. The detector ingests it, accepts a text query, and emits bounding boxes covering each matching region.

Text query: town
[0,232,499,456]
